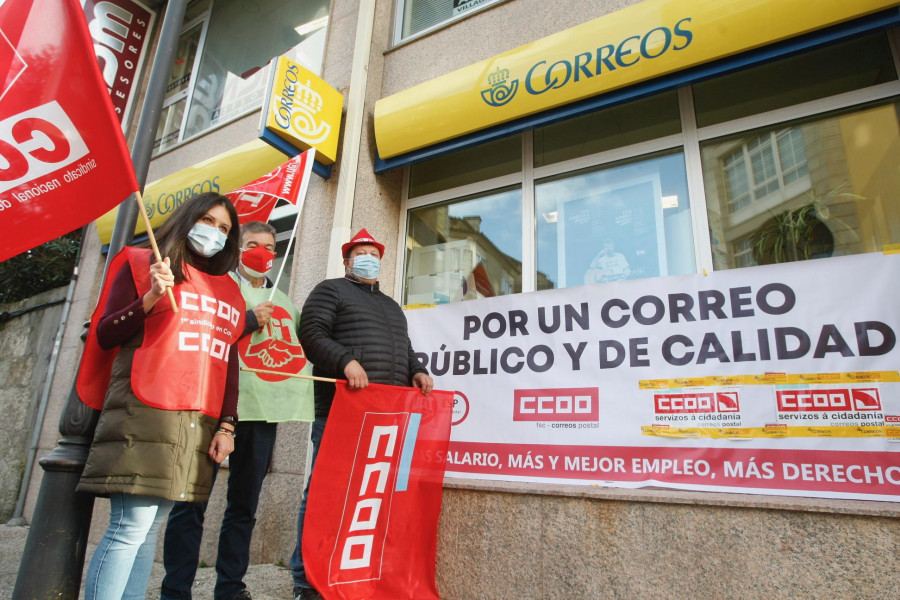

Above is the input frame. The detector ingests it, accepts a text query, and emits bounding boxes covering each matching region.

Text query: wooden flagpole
[241,366,338,383]
[135,191,178,312]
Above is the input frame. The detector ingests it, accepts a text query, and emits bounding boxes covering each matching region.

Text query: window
[535,151,695,290]
[401,28,900,303]
[154,0,330,155]
[405,188,522,305]
[703,102,900,269]
[395,0,504,43]
[720,129,810,214]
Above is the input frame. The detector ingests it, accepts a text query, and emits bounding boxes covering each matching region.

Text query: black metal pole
[12,2,188,598]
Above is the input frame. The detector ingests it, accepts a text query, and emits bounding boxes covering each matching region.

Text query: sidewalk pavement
[0,524,294,600]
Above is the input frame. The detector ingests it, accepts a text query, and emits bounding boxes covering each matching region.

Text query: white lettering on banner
[339,424,399,571]
[369,425,398,459]
[349,498,382,532]
[359,462,390,495]
[340,535,374,570]
[513,387,598,422]
[0,102,89,194]
[330,415,413,583]
[520,395,592,414]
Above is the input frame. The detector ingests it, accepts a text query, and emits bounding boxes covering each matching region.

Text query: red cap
[342,228,385,258]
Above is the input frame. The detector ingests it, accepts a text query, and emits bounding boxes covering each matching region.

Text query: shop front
[374,0,900,308]
[372,0,900,596]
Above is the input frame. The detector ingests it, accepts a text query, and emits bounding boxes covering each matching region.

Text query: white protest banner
[405,252,900,501]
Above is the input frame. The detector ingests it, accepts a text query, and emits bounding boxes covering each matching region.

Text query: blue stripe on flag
[395,413,421,492]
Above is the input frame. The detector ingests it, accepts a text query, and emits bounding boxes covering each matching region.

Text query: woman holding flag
[75,193,247,600]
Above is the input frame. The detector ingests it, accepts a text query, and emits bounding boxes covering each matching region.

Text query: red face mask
[241,245,275,277]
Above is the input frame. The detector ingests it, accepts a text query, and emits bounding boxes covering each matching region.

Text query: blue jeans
[84,493,174,600]
[290,416,327,589]
[161,420,277,600]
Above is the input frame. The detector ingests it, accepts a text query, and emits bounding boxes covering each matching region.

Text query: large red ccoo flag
[303,382,454,600]
[0,0,138,263]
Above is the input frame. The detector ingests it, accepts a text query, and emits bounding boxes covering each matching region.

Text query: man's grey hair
[240,220,277,244]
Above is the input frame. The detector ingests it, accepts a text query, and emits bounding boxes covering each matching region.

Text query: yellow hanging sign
[260,56,343,165]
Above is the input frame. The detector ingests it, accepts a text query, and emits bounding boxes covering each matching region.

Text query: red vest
[77,248,246,418]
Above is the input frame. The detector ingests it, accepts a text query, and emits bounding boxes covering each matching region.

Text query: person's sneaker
[233,590,253,600]
[292,587,322,600]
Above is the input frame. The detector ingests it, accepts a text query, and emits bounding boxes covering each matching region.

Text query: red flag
[226,147,315,224]
[303,382,454,600]
[0,0,138,263]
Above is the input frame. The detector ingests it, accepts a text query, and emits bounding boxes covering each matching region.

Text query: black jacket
[299,276,428,417]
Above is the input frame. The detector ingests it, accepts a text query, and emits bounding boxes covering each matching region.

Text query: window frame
[395,27,900,301]
[155,2,214,156]
[391,0,508,46]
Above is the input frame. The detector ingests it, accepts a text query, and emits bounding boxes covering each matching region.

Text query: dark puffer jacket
[299,276,428,417]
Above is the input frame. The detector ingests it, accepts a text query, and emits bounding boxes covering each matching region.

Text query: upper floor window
[395,0,503,43]
[154,0,330,155]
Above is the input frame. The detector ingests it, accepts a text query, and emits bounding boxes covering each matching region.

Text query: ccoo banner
[405,252,900,502]
[303,382,454,600]
[0,0,138,262]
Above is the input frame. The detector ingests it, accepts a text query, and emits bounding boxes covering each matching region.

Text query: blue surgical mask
[351,254,381,279]
[187,223,227,257]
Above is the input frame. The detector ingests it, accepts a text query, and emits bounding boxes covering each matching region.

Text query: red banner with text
[0,0,138,262]
[226,148,315,224]
[303,382,454,600]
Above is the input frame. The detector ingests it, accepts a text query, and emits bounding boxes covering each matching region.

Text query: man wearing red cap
[163,221,314,600]
[290,228,434,600]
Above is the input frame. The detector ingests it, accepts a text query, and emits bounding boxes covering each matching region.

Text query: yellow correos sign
[261,56,343,165]
[96,140,288,245]
[374,0,899,159]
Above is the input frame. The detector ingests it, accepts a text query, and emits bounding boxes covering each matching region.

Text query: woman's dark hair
[151,192,241,282]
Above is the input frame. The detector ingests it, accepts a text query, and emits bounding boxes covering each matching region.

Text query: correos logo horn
[480,67,519,107]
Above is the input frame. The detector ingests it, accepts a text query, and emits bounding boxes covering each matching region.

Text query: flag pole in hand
[135,191,178,312]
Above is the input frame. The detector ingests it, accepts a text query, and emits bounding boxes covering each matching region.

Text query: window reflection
[693,32,896,127]
[404,188,522,305]
[533,91,680,168]
[535,151,695,290]
[703,101,900,270]
[184,0,330,140]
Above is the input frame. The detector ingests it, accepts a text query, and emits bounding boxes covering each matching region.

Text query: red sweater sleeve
[96,260,146,350]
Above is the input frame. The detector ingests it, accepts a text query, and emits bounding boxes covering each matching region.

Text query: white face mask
[187,223,227,257]
[351,254,381,279]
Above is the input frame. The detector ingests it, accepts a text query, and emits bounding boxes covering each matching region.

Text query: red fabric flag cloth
[303,382,454,600]
[226,147,315,224]
[0,0,138,263]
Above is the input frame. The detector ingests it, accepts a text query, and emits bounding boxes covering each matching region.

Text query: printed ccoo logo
[0,102,88,194]
[654,392,740,414]
[776,388,882,412]
[513,387,598,422]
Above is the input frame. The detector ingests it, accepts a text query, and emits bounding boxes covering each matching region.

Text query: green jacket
[77,332,217,502]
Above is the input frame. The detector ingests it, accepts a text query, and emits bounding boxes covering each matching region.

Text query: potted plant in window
[751,183,864,265]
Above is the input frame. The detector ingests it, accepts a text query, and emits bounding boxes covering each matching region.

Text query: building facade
[20,0,900,597]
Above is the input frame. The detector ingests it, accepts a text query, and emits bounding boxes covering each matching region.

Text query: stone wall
[0,286,67,523]
[435,482,899,599]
